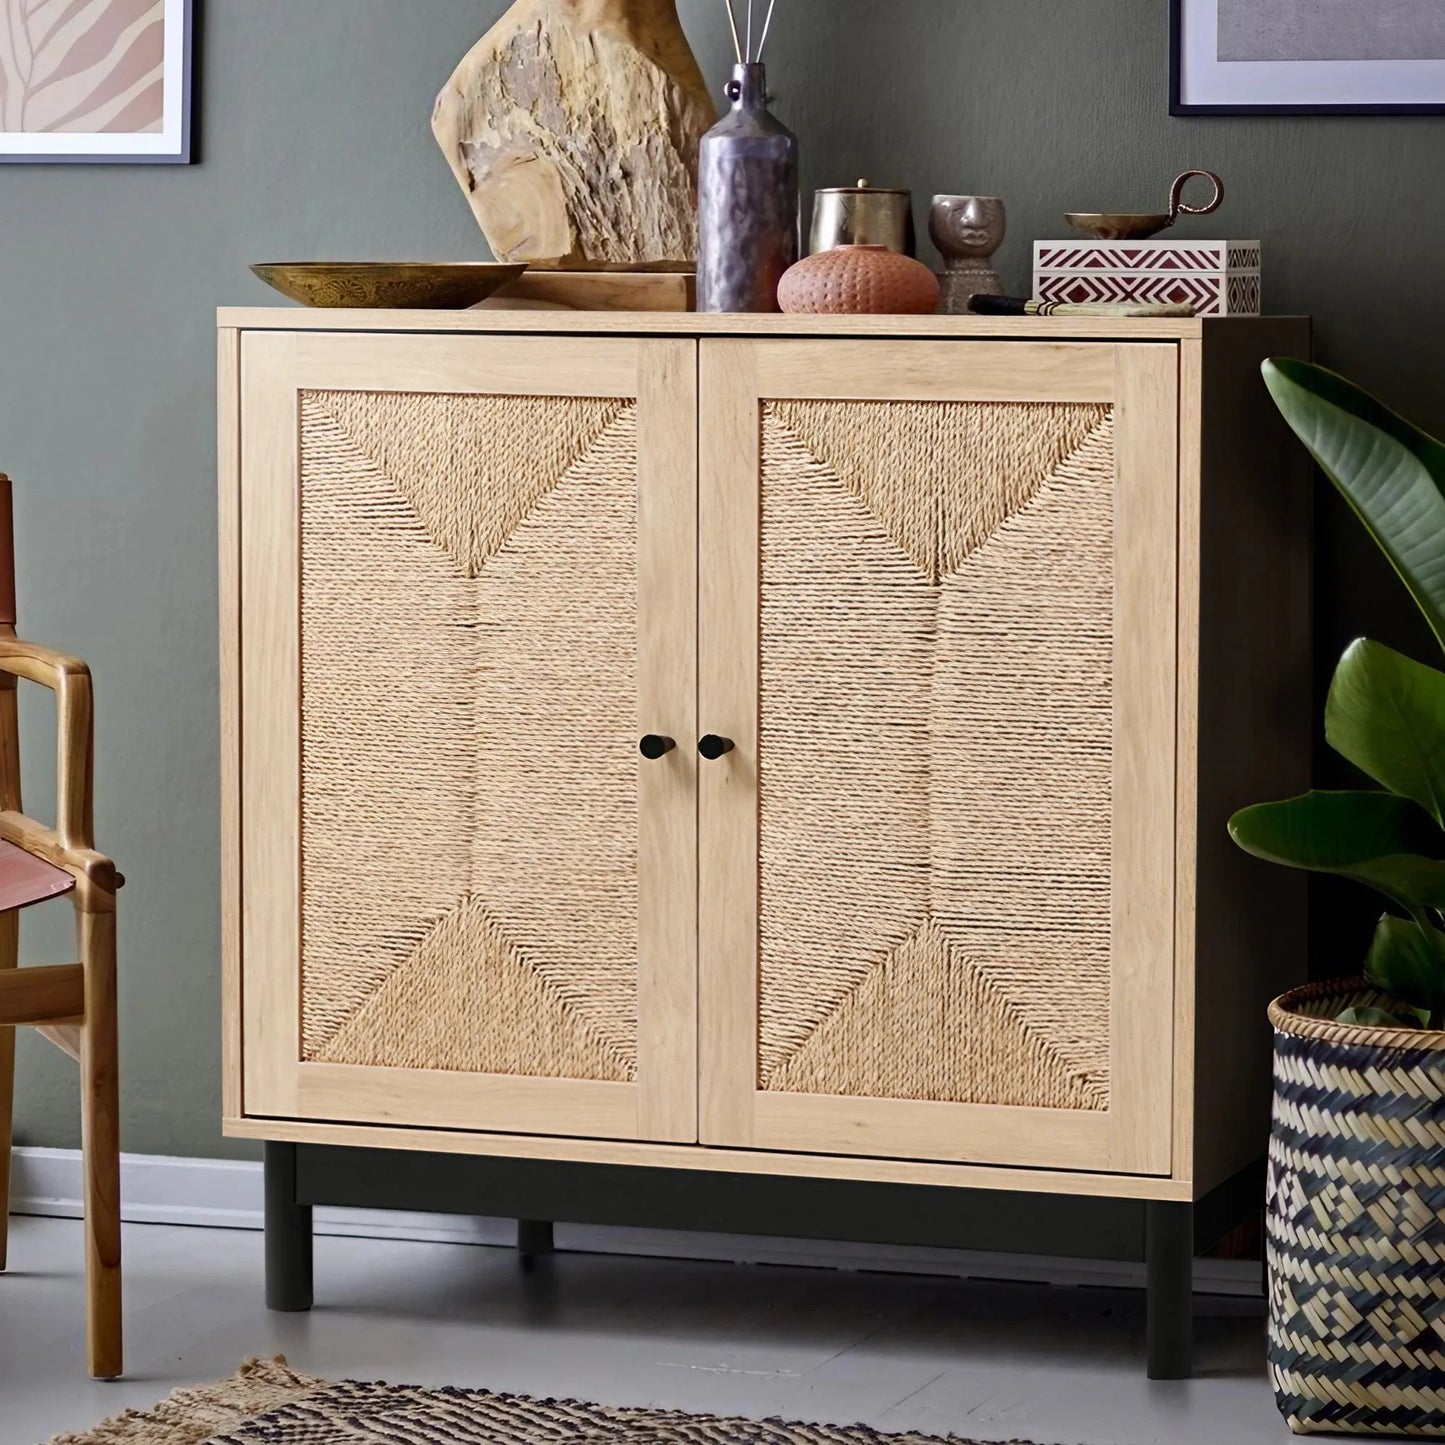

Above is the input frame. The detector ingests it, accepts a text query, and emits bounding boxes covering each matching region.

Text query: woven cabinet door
[698,339,1177,1173]
[237,332,697,1142]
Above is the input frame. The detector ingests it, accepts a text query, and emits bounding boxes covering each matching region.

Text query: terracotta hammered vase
[1268,980,1445,1435]
[778,244,940,316]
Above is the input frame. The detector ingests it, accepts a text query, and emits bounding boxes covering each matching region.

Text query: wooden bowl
[251,262,528,309]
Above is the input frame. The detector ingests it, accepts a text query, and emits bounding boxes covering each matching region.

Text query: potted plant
[1230,359,1445,1436]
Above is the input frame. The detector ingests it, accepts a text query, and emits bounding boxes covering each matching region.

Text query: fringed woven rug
[45,1356,1049,1445]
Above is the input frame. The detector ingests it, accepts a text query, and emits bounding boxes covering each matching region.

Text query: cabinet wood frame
[698,339,1179,1175]
[220,314,1314,1202]
[237,331,699,1142]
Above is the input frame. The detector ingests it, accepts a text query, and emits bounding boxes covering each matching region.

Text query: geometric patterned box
[1034,240,1261,316]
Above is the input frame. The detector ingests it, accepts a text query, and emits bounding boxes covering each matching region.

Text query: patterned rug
[46,1356,1049,1445]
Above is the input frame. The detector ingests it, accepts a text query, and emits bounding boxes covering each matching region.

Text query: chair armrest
[0,636,95,854]
[0,637,90,689]
[0,811,116,896]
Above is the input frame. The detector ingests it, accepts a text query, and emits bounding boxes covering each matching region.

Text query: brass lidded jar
[810,180,917,257]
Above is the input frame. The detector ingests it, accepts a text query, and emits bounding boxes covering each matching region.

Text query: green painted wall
[5,0,1440,1158]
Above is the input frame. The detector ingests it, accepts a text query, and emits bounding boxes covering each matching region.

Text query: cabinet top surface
[218,307,1305,342]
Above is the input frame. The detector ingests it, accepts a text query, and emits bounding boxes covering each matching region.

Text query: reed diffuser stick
[745,0,753,62]
[755,0,778,60]
[721,0,742,62]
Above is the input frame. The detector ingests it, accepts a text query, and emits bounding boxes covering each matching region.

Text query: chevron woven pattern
[757,399,1115,1111]
[297,389,640,1083]
[1268,981,1445,1435]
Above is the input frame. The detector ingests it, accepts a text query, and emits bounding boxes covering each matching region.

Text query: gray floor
[1,1214,1290,1445]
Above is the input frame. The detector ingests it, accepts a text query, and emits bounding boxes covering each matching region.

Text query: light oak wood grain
[290,333,639,396]
[223,1113,1195,1201]
[636,340,700,1143]
[698,337,1176,1176]
[236,332,697,1142]
[751,1093,1111,1171]
[749,340,1116,402]
[220,309,1215,341]
[1107,345,1179,1177]
[239,332,302,1121]
[222,317,1313,1210]
[219,328,243,1122]
[697,340,760,1150]
[1173,337,1204,1189]
[292,1064,638,1138]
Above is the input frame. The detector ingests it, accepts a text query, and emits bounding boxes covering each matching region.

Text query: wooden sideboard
[218,310,1312,1377]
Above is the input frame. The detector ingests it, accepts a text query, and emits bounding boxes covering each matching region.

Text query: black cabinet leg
[517,1219,554,1271]
[1146,1200,1193,1379]
[265,1142,314,1312]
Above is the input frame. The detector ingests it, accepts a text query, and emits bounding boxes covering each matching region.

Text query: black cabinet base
[517,1218,555,1269]
[262,1142,1262,1379]
[1145,1199,1194,1380]
[263,1142,313,1313]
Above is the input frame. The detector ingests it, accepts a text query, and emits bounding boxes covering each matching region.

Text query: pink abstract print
[0,0,164,135]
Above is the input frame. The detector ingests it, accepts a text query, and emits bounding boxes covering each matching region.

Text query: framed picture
[0,0,192,163]
[1172,0,1445,115]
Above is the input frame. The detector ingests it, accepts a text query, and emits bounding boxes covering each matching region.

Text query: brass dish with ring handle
[1065,169,1224,241]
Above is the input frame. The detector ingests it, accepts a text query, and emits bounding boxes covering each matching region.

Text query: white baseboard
[10,1147,511,1244]
[9,1146,1262,1296]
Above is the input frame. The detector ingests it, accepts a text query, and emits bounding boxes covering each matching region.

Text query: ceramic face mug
[930,196,1006,314]
[929,195,1007,266]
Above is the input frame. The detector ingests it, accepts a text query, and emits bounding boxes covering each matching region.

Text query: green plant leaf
[1227,789,1445,910]
[1326,639,1445,827]
[1364,914,1445,1018]
[1337,1004,1429,1028]
[1263,358,1445,652]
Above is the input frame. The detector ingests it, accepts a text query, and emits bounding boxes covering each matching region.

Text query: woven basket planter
[1269,980,1445,1435]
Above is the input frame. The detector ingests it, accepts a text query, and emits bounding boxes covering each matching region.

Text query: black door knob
[639,734,676,760]
[698,734,735,760]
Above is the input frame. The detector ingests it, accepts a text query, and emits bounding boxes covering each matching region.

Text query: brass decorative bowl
[1064,169,1225,242]
[1064,211,1176,241]
[251,261,527,309]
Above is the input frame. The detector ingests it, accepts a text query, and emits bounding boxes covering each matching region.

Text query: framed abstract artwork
[0,0,192,163]
[1173,0,1445,114]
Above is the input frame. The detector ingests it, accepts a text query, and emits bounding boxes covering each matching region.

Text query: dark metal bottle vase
[697,63,799,314]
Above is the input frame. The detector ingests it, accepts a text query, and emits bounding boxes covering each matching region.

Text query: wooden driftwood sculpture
[433,0,717,269]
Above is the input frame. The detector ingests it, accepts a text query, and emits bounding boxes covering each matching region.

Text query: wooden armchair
[0,474,122,1380]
